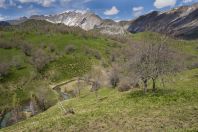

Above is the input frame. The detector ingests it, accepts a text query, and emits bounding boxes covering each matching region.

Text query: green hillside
[0,20,118,113]
[0,20,198,131]
[2,69,198,131]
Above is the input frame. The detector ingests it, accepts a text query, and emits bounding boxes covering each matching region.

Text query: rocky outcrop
[43,11,103,31]
[95,19,130,35]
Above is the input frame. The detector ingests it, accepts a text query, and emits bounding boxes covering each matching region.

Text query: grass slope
[2,69,198,132]
[131,32,198,56]
[0,23,197,130]
[0,23,117,111]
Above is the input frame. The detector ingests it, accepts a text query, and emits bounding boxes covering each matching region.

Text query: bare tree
[109,65,120,88]
[89,67,103,99]
[132,42,180,93]
[73,78,84,97]
[118,35,183,94]
[0,62,10,79]
[20,44,32,56]
[31,49,51,72]
[12,93,20,122]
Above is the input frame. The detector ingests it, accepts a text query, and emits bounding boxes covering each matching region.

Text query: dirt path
[51,78,93,89]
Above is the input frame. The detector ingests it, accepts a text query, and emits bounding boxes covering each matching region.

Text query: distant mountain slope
[30,10,129,35]
[5,10,128,35]
[7,17,28,25]
[3,3,198,38]
[0,21,10,26]
[39,11,103,31]
[128,3,198,39]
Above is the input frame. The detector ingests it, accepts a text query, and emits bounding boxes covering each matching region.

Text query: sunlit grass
[2,69,198,131]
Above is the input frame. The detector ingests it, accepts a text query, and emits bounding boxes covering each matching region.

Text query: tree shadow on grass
[125,88,191,105]
[126,88,198,105]
[127,88,176,98]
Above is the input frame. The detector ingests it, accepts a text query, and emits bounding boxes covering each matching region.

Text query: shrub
[11,57,23,70]
[31,49,51,72]
[65,44,76,54]
[48,44,56,53]
[84,46,101,60]
[20,44,33,56]
[189,62,198,69]
[118,80,131,92]
[0,62,11,78]
[109,68,120,88]
[40,43,47,49]
[0,41,16,49]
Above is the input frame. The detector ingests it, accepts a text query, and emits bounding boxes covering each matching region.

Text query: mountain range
[1,3,198,39]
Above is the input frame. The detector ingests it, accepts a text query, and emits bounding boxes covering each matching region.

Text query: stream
[0,93,71,129]
[0,78,92,129]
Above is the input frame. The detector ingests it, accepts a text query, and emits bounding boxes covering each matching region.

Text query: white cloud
[133,6,144,12]
[0,14,6,21]
[0,0,6,8]
[104,6,119,16]
[154,0,177,9]
[133,6,144,17]
[17,0,56,7]
[182,0,192,3]
[27,9,39,15]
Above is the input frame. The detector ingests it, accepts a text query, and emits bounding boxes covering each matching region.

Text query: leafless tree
[0,62,10,79]
[116,35,184,94]
[89,67,103,99]
[73,78,84,97]
[31,49,51,72]
[20,43,32,56]
[109,65,120,88]
[132,41,180,93]
[12,93,20,122]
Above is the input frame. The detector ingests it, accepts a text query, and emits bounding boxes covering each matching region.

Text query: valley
[0,2,198,132]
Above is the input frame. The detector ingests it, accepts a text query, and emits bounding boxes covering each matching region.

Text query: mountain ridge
[2,3,198,39]
[128,3,198,39]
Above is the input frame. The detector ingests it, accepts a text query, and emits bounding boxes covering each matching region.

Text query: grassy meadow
[0,20,198,131]
[2,69,198,131]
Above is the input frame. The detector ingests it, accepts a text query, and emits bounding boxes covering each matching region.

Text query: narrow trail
[51,78,93,90]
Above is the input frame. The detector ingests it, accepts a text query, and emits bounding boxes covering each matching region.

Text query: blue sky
[0,0,197,21]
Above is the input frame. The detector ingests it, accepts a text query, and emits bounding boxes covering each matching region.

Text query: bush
[0,62,11,78]
[11,57,23,70]
[84,46,101,60]
[48,44,56,53]
[189,62,198,69]
[118,80,131,92]
[40,43,47,49]
[20,44,33,56]
[109,69,120,88]
[0,41,16,49]
[65,44,76,54]
[31,49,51,72]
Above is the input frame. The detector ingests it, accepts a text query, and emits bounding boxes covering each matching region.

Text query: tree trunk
[152,78,156,92]
[143,79,147,94]
[30,100,35,115]
[12,108,19,122]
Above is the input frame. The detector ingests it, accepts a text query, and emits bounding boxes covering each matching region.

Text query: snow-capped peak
[59,10,89,15]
